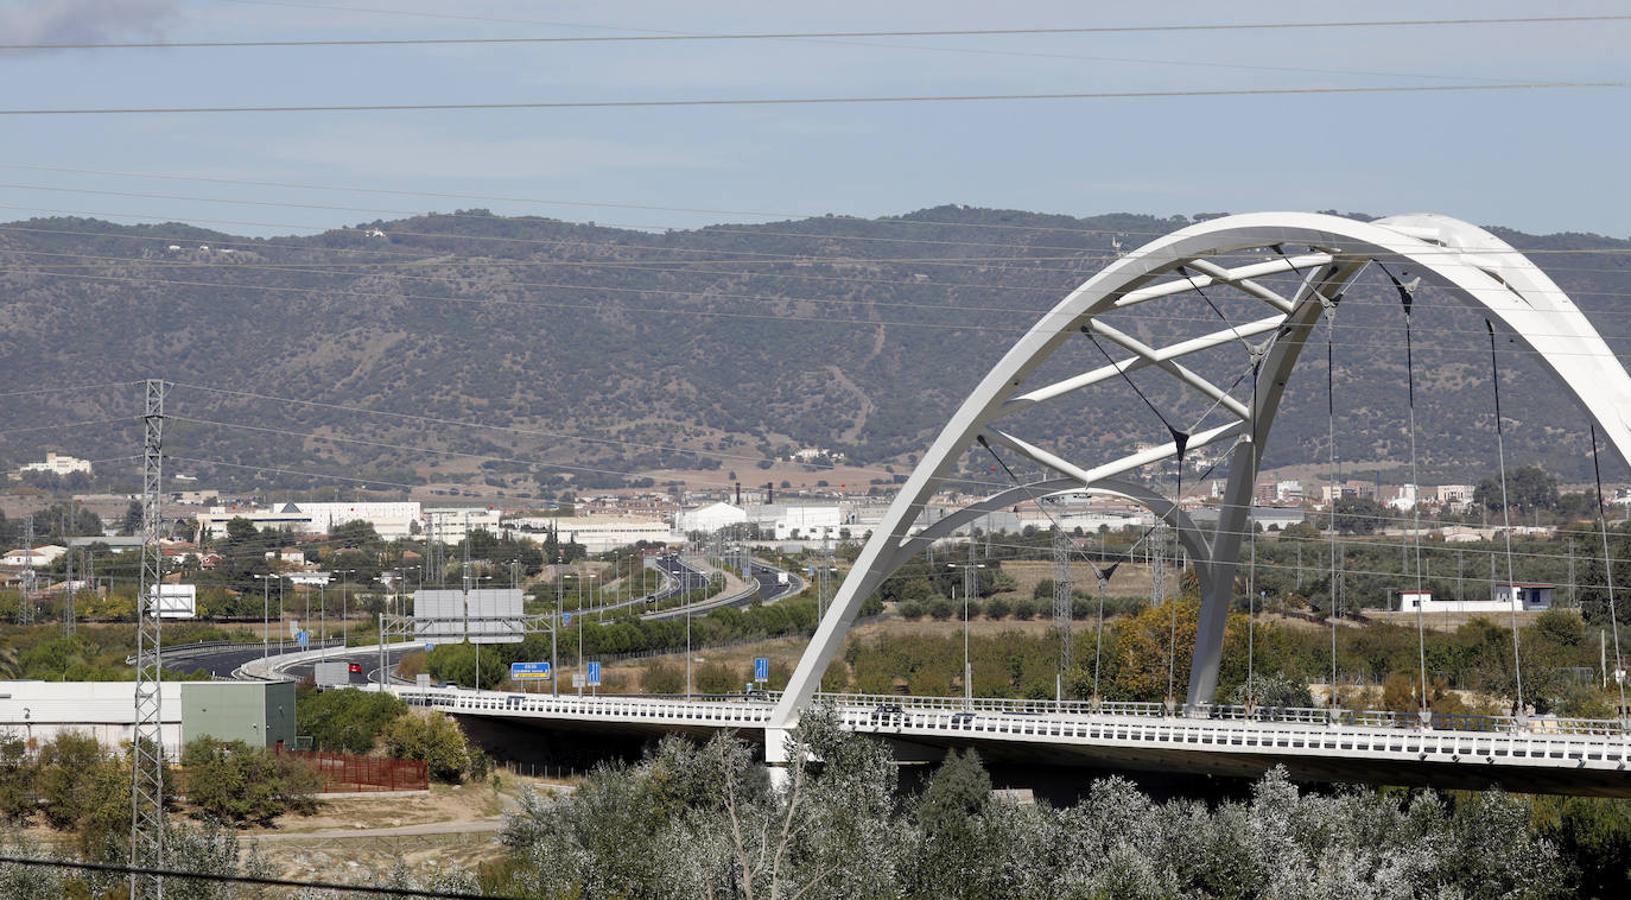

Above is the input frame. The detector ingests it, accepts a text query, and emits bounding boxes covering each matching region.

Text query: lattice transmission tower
[1052,526,1074,679]
[18,515,35,624]
[130,379,167,898]
[1149,521,1170,606]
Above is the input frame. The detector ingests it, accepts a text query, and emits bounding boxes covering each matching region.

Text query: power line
[8,13,1630,50]
[1,80,1624,116]
[0,854,521,900]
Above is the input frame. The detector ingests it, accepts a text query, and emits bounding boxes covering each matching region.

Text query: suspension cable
[1381,262,1432,720]
[1486,320,1526,719]
[1589,423,1628,725]
[1326,302,1342,712]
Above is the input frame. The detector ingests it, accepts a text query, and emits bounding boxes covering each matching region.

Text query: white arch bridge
[415,212,1631,795]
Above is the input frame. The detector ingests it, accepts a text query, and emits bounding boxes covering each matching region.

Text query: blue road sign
[511,661,552,680]
[754,656,769,682]
[424,642,435,651]
[562,612,572,626]
[296,630,310,649]
[587,661,602,686]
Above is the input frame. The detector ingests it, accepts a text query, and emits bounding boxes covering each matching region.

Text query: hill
[2,206,1628,498]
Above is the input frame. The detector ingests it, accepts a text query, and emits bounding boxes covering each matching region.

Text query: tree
[0,734,35,824]
[181,737,319,825]
[1325,497,1389,535]
[1475,465,1559,513]
[36,732,106,830]
[296,686,406,753]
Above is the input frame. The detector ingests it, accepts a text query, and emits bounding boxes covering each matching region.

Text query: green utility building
[180,682,297,750]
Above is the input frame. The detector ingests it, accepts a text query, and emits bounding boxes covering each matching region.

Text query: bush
[644,662,684,694]
[984,597,1011,619]
[0,735,35,824]
[384,712,478,784]
[695,661,737,695]
[296,686,407,753]
[181,737,320,825]
[1010,599,1037,621]
[899,600,927,620]
[927,596,954,620]
[36,732,105,830]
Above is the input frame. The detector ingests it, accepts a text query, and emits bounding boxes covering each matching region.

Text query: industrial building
[0,680,296,756]
[195,501,502,544]
[506,516,672,553]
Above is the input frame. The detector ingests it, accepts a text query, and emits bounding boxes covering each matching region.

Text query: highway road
[143,639,339,679]
[276,643,419,686]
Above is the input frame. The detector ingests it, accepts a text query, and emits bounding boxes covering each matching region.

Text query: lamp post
[330,569,356,648]
[318,581,327,645]
[469,573,492,689]
[253,574,273,661]
[947,562,986,709]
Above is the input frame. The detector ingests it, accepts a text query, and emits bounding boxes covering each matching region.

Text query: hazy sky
[2,0,1628,237]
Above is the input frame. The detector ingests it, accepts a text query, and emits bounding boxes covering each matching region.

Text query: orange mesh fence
[280,749,428,793]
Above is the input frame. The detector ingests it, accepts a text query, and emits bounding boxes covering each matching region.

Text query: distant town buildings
[195,501,499,544]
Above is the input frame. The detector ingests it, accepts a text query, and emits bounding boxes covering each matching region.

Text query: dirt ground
[999,559,1154,598]
[604,615,1089,691]
[242,774,572,884]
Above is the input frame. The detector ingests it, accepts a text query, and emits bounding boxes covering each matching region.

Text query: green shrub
[384,712,477,783]
[984,597,1012,619]
[899,600,927,620]
[927,596,954,621]
[0,735,35,824]
[695,661,737,695]
[644,662,684,694]
[1010,599,1037,621]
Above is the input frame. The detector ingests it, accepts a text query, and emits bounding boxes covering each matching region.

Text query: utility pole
[130,378,166,898]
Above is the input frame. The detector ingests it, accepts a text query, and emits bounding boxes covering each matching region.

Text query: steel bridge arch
[768,211,1631,743]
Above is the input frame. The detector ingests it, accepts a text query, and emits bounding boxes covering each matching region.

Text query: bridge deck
[392,686,1631,796]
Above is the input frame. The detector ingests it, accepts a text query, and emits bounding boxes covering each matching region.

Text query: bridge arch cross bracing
[768,211,1631,738]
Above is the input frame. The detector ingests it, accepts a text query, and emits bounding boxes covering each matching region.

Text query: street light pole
[257,575,270,661]
[553,569,563,698]
[948,562,985,710]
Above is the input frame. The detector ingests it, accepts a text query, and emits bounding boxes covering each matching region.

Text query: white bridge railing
[389,685,1631,772]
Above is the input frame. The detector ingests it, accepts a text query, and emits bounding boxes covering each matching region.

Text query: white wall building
[1,545,67,567]
[0,681,183,755]
[507,516,672,553]
[11,451,94,479]
[676,502,748,534]
[298,501,423,540]
[770,505,842,541]
[422,507,502,544]
[1397,583,1554,613]
[1386,483,1419,511]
